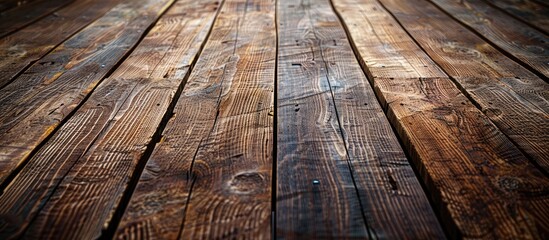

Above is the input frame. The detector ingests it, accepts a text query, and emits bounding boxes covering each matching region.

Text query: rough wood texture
[378,0,549,174]
[0,0,121,89]
[483,0,549,34]
[429,0,549,79]
[0,0,547,239]
[0,0,174,185]
[0,0,74,38]
[0,0,219,239]
[115,0,275,239]
[276,0,444,238]
[333,0,549,238]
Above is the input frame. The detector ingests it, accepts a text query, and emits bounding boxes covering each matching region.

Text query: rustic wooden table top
[0,0,547,239]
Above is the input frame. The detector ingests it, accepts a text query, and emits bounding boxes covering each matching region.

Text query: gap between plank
[272,0,279,238]
[426,0,549,83]
[375,0,549,179]
[175,0,244,236]
[327,0,453,238]
[99,1,227,239]
[305,0,374,237]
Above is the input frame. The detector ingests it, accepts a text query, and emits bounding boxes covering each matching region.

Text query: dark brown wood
[429,0,549,79]
[533,0,549,7]
[378,0,549,173]
[0,0,74,38]
[0,0,38,13]
[276,0,445,238]
[0,0,219,239]
[115,0,275,239]
[333,0,549,238]
[0,0,546,238]
[0,0,121,89]
[0,0,21,13]
[0,0,174,188]
[483,0,549,34]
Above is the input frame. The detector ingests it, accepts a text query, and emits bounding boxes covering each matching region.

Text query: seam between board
[305,0,374,238]
[176,0,234,237]
[327,0,454,238]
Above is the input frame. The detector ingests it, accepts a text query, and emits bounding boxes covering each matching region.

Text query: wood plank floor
[0,0,547,239]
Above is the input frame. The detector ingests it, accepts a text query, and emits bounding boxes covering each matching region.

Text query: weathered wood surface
[0,0,174,186]
[276,0,444,238]
[333,0,549,238]
[483,0,549,34]
[0,0,74,38]
[0,0,547,239]
[0,0,217,239]
[378,0,549,173]
[0,0,219,239]
[115,0,275,239]
[429,0,549,79]
[0,0,121,89]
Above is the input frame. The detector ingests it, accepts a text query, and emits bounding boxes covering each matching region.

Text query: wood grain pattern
[429,0,549,79]
[0,0,74,38]
[0,0,121,89]
[0,0,219,239]
[333,0,549,238]
[115,0,275,239]
[276,0,444,238]
[378,0,549,173]
[483,0,549,34]
[0,0,174,186]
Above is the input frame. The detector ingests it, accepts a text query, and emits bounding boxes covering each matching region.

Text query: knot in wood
[498,176,521,191]
[228,172,264,194]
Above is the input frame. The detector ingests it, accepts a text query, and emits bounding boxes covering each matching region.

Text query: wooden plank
[428,0,549,79]
[484,0,549,34]
[115,0,275,239]
[0,0,74,38]
[333,0,549,238]
[0,0,122,89]
[378,0,549,173]
[276,0,444,238]
[0,0,220,239]
[0,0,174,189]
